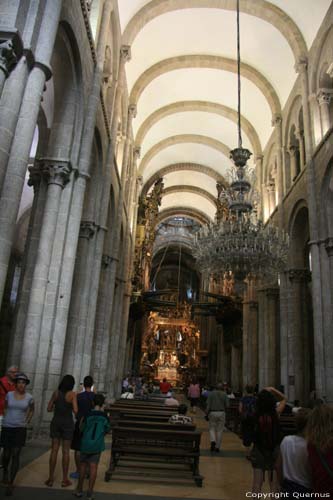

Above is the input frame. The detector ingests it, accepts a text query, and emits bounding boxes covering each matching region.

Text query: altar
[140,307,202,384]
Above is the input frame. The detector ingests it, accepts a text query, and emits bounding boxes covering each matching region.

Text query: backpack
[242,396,256,418]
[80,411,110,454]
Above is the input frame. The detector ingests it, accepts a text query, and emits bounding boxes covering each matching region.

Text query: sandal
[44,479,53,487]
[61,479,72,488]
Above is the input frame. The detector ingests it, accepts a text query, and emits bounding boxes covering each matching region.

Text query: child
[74,393,110,500]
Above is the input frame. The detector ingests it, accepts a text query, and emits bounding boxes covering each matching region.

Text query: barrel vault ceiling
[119,0,331,221]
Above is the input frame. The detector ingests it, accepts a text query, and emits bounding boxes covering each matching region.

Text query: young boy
[74,393,110,500]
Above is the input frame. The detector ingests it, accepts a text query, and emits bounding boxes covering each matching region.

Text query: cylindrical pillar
[317,90,332,136]
[0,0,62,308]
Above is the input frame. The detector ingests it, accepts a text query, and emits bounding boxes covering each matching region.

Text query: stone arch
[130,55,281,118]
[157,207,211,225]
[48,22,83,161]
[162,185,217,206]
[135,100,262,157]
[284,95,304,184]
[310,24,333,94]
[122,0,307,62]
[139,134,232,176]
[142,162,226,196]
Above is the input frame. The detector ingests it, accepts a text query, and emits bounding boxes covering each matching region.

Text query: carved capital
[325,237,333,257]
[295,56,308,74]
[27,163,42,190]
[79,221,96,239]
[0,32,23,76]
[317,88,333,106]
[41,160,72,187]
[120,45,131,63]
[266,181,275,193]
[288,268,311,283]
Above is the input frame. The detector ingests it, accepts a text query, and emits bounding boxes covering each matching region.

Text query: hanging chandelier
[193,0,288,280]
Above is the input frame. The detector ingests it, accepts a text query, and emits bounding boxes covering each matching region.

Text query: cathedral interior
[0,1,333,495]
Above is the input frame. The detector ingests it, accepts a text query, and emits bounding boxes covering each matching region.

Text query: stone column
[296,129,305,170]
[0,0,62,308]
[279,271,289,395]
[267,182,276,215]
[231,344,241,392]
[0,33,23,97]
[324,238,333,402]
[286,269,311,404]
[20,160,72,382]
[289,145,298,181]
[265,288,279,387]
[295,58,313,160]
[243,273,259,388]
[7,162,47,366]
[317,89,332,136]
[272,115,284,222]
[62,220,96,376]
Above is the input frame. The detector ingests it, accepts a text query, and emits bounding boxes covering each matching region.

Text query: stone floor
[0,411,272,499]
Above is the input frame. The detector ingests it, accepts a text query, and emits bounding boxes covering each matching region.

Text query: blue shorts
[80,452,101,464]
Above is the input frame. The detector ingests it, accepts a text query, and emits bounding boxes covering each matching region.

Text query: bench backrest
[116,419,196,432]
[112,426,201,453]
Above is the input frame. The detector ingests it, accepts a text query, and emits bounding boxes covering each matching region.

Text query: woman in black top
[45,375,78,488]
[250,386,286,493]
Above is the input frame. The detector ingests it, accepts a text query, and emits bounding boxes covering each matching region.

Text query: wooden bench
[279,414,296,436]
[105,426,203,487]
[226,398,241,434]
[116,419,196,432]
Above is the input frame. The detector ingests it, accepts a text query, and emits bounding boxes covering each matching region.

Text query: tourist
[74,393,110,500]
[239,385,256,459]
[45,374,78,488]
[169,404,193,425]
[188,379,200,413]
[70,376,95,479]
[0,366,18,467]
[122,376,129,393]
[250,386,286,493]
[306,405,333,495]
[0,372,34,496]
[164,393,179,406]
[160,378,171,394]
[276,408,312,494]
[120,386,134,399]
[206,382,229,453]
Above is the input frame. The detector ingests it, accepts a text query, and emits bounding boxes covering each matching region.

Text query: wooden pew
[105,426,203,487]
[225,398,241,434]
[279,414,296,436]
[116,419,196,432]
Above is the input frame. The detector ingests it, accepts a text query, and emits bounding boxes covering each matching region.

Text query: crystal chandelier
[193,0,288,280]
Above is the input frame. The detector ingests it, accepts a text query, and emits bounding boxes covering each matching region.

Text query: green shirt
[206,390,229,412]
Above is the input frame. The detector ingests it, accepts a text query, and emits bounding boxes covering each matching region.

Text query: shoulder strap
[317,449,333,479]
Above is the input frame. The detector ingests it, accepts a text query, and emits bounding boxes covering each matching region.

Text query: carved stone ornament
[120,45,131,63]
[79,221,96,240]
[0,31,23,76]
[288,268,311,282]
[102,254,113,268]
[325,237,333,258]
[27,163,42,189]
[41,160,72,188]
[317,89,333,106]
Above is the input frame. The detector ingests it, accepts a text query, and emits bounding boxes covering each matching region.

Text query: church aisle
[6,413,268,500]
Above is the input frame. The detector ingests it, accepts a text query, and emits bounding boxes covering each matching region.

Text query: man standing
[0,366,18,467]
[206,382,229,453]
